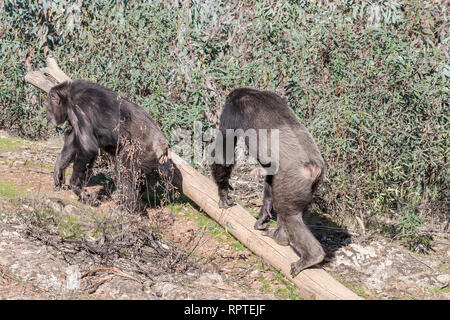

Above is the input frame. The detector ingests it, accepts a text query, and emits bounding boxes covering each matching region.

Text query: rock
[65,266,81,290]
[12,160,26,167]
[250,269,260,278]
[62,204,78,215]
[152,282,179,298]
[197,272,222,287]
[436,274,450,286]
[160,242,169,250]
[250,167,266,177]
[203,262,219,274]
[45,199,62,212]
[22,205,33,212]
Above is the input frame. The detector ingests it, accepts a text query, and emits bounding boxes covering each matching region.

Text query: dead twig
[59,237,107,256]
[355,215,366,236]
[81,267,141,283]
[407,253,436,272]
[184,227,207,260]
[25,168,53,174]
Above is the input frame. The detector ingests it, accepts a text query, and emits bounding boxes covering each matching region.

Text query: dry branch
[25,57,362,300]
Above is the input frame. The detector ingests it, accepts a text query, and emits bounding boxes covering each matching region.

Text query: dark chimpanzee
[44,80,168,210]
[211,88,326,277]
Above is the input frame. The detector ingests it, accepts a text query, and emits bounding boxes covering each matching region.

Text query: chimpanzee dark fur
[211,88,326,277]
[44,80,168,209]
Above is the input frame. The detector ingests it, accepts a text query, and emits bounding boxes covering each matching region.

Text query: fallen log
[26,56,362,300]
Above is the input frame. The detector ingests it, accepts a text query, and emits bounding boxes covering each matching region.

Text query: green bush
[1,1,448,235]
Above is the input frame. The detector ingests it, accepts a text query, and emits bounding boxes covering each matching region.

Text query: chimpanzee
[44,80,168,210]
[211,88,326,277]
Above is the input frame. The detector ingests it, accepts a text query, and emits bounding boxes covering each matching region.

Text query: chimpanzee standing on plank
[211,88,326,277]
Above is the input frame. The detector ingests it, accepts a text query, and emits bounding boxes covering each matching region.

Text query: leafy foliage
[1,0,448,240]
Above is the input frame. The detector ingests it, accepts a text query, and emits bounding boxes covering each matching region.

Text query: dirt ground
[0,131,448,300]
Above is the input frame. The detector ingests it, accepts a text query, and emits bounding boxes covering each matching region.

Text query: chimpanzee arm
[54,129,76,190]
[66,105,100,197]
[69,153,97,197]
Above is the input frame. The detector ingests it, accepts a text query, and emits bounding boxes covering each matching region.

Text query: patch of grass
[394,210,434,253]
[180,205,250,253]
[230,241,246,252]
[246,206,259,219]
[256,272,302,300]
[272,270,302,300]
[259,277,271,294]
[435,264,450,274]
[27,205,85,240]
[0,180,27,198]
[34,208,49,220]
[0,137,27,153]
[331,272,374,299]
[432,286,450,295]
[167,203,183,213]
[23,160,54,172]
[11,196,111,242]
[253,264,303,300]
[268,220,277,227]
[355,288,368,297]
[59,215,83,239]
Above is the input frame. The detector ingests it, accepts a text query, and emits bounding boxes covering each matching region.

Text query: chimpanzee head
[44,81,70,126]
[142,127,169,165]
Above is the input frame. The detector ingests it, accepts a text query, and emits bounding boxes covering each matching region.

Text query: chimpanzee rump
[44,80,168,210]
[211,88,326,277]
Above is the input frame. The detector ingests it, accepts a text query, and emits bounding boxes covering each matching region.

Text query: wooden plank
[25,58,362,300]
[169,151,361,300]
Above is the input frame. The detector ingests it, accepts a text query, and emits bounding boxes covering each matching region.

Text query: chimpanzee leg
[262,215,290,246]
[54,130,76,190]
[70,154,97,198]
[254,175,273,230]
[281,213,325,277]
[271,172,325,277]
[211,163,235,208]
[211,132,236,209]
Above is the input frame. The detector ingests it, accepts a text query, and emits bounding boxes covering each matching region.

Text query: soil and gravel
[0,130,448,300]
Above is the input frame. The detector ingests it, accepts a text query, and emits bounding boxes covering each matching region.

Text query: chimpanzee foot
[262,227,290,246]
[290,261,304,277]
[218,196,235,209]
[254,207,272,230]
[254,220,269,230]
[290,254,325,277]
[54,184,70,191]
[74,188,96,205]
